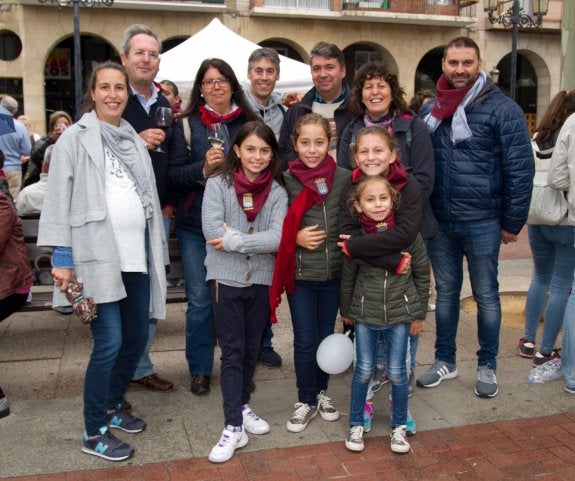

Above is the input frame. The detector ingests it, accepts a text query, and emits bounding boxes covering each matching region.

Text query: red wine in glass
[154,107,172,152]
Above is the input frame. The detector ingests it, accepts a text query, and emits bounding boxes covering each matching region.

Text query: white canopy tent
[156,18,313,103]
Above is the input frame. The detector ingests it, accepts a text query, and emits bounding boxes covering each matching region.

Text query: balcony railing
[342,0,475,15]
[264,0,330,7]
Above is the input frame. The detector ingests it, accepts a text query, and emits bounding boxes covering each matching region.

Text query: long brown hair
[535,90,575,143]
[214,121,284,186]
[181,58,258,122]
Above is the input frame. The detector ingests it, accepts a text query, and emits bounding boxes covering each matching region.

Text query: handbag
[527,139,569,225]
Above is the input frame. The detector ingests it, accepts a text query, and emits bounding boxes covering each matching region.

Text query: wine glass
[154,107,173,152]
[207,122,225,148]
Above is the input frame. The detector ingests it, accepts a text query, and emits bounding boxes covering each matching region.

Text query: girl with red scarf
[202,122,287,463]
[270,113,351,434]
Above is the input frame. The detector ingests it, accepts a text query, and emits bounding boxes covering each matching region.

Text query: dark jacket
[22,135,54,189]
[339,170,422,271]
[337,112,438,240]
[0,192,35,301]
[283,167,351,281]
[420,80,534,235]
[278,87,355,167]
[168,110,251,234]
[340,234,429,327]
[122,90,175,209]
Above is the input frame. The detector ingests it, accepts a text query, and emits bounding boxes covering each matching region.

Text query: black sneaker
[533,349,560,367]
[106,406,146,433]
[518,337,535,358]
[259,347,282,367]
[0,387,10,419]
[82,426,134,461]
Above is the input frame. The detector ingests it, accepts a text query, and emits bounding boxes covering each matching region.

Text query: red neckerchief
[360,211,396,233]
[351,161,408,191]
[288,155,336,204]
[430,74,475,120]
[233,168,273,222]
[269,156,337,323]
[198,104,243,126]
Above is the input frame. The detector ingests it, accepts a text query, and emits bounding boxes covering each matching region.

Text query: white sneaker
[242,404,270,435]
[317,390,340,421]
[208,425,248,463]
[345,425,365,452]
[286,403,318,433]
[390,425,411,454]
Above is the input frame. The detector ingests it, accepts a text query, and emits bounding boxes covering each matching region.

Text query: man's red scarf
[430,74,474,120]
[233,168,273,222]
[269,156,336,323]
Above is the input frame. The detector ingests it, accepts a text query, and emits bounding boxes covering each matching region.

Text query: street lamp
[484,0,548,101]
[38,0,114,116]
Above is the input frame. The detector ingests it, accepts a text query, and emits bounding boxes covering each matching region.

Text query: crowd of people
[2,24,574,466]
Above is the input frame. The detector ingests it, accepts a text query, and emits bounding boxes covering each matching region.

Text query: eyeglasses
[132,50,160,61]
[202,78,230,88]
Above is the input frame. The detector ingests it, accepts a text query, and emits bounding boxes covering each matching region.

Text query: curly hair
[349,61,407,117]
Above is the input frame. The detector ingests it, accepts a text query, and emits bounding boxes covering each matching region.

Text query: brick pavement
[5,411,575,480]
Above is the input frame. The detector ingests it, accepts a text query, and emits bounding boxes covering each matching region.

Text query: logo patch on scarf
[376,222,390,232]
[314,177,328,195]
[243,193,254,211]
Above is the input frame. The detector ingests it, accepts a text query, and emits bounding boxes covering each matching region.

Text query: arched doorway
[259,40,306,62]
[342,43,395,87]
[44,35,117,122]
[413,47,443,94]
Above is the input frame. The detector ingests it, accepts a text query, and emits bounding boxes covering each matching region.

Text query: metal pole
[510,0,519,102]
[73,0,82,116]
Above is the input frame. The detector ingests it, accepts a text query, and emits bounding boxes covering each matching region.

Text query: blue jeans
[287,279,340,406]
[429,220,501,368]
[213,283,269,426]
[351,322,409,428]
[524,225,575,354]
[176,227,214,377]
[133,217,172,379]
[375,334,418,371]
[84,272,150,435]
[562,275,575,387]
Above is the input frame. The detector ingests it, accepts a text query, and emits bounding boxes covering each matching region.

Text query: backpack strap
[183,118,191,151]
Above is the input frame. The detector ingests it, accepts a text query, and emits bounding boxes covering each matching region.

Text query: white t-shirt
[104,146,147,273]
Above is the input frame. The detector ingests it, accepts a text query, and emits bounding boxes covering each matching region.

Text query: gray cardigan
[202,174,287,286]
[37,111,167,319]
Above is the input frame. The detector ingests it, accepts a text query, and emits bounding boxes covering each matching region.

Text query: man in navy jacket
[121,24,175,393]
[416,37,533,398]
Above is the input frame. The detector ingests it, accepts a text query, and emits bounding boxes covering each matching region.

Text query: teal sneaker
[82,426,134,461]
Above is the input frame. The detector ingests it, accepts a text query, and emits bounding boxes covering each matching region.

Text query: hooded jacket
[242,84,286,141]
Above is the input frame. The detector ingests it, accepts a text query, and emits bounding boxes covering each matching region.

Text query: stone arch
[43,33,118,122]
[259,38,307,63]
[341,41,397,87]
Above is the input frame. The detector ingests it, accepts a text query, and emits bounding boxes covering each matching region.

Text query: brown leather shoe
[190,375,210,395]
[123,398,133,412]
[131,373,174,392]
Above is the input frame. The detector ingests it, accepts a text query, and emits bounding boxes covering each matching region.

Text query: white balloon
[316,333,355,375]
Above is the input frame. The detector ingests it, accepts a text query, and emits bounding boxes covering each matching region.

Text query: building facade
[0,0,562,133]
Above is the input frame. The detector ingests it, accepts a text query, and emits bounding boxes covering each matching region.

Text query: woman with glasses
[168,58,258,397]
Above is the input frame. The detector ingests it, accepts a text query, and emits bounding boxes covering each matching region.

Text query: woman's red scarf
[351,160,408,191]
[430,74,474,120]
[360,211,396,233]
[269,156,336,323]
[198,103,243,125]
[233,168,273,222]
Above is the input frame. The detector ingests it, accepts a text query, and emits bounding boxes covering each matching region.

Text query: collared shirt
[129,83,160,115]
[0,107,32,171]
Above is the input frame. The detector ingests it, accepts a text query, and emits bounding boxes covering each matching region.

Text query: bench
[19,213,187,312]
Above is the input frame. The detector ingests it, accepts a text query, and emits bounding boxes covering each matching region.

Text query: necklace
[106,149,124,178]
